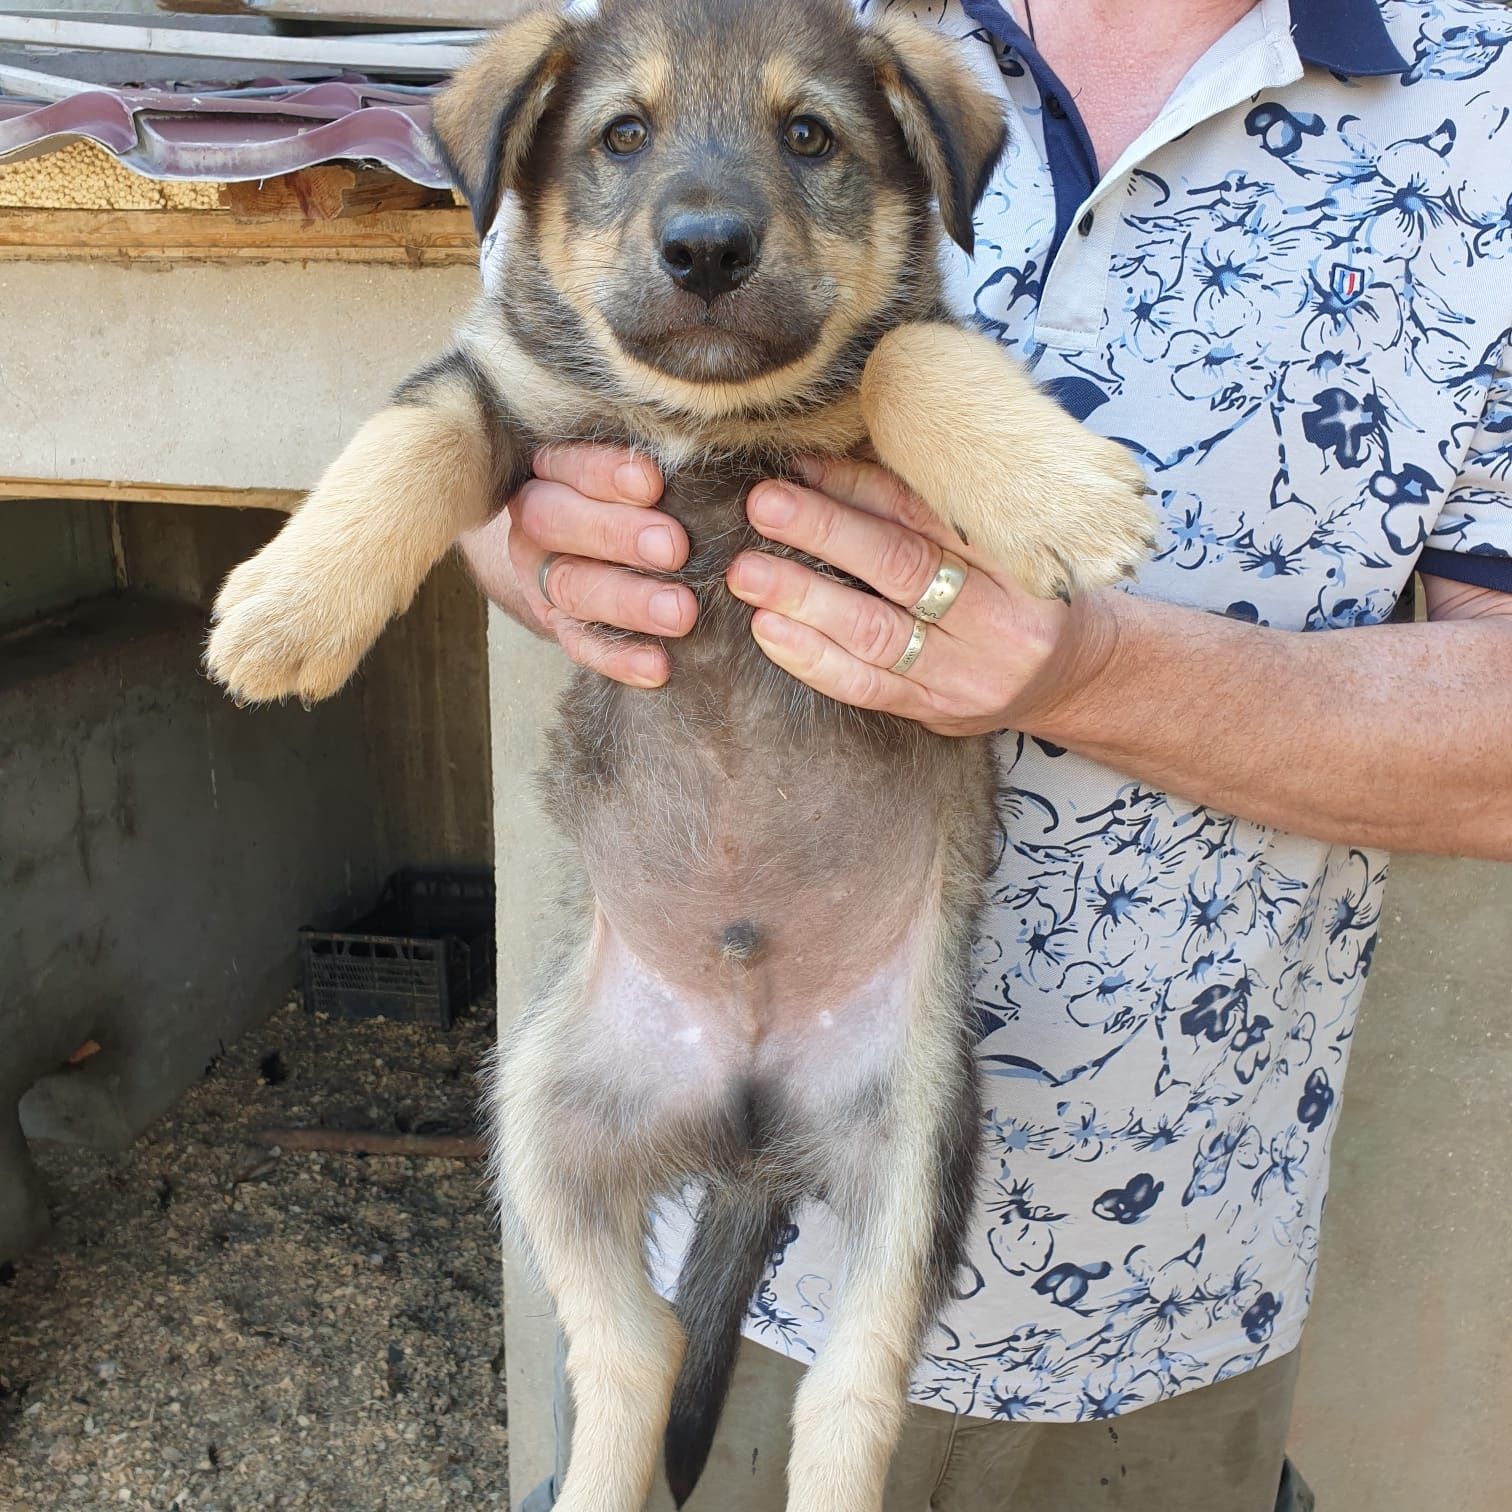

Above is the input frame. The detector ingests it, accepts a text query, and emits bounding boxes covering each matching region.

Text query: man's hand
[731,457,1089,738]
[461,445,1512,856]
[458,444,694,688]
[462,446,1095,734]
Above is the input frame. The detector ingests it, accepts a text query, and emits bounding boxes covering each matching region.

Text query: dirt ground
[0,999,509,1511]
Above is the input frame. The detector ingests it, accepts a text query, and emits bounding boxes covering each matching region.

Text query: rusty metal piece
[247,1127,487,1159]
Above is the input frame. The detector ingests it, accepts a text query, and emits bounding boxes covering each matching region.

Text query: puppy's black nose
[658,212,760,301]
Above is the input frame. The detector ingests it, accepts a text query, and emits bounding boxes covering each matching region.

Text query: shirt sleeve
[1417,342,1512,593]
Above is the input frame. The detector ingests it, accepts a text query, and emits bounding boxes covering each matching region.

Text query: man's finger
[728,550,942,674]
[748,608,932,719]
[509,518,693,636]
[746,481,987,614]
[512,478,689,573]
[792,455,962,547]
[541,552,696,637]
[548,612,669,688]
[533,444,663,506]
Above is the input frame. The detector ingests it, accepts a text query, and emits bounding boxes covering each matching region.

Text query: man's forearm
[1026,591,1512,859]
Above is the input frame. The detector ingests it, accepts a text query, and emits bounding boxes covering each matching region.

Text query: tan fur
[812,184,914,340]
[865,16,1009,251]
[537,182,627,323]
[493,906,688,1512]
[759,56,853,124]
[490,843,985,1512]
[541,185,916,429]
[527,59,928,434]
[431,9,575,231]
[556,289,876,427]
[634,48,674,111]
[463,300,873,469]
[760,54,809,112]
[785,868,961,1512]
[862,323,1158,598]
[205,384,495,703]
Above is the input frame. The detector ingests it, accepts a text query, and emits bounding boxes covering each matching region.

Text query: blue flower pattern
[677,0,1512,1421]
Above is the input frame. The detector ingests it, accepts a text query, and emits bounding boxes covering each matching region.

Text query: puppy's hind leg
[494,1010,686,1512]
[784,920,981,1512]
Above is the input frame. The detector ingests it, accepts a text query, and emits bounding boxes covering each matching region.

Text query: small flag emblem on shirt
[1331,263,1365,303]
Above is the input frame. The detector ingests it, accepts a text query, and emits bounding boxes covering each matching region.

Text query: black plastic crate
[299,866,495,1028]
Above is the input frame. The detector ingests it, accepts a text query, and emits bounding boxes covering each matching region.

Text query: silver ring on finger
[537,551,562,610]
[910,548,968,624]
[890,618,927,675]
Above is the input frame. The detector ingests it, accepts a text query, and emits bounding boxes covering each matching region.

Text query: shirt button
[1078,209,1095,236]
[1044,93,1067,119]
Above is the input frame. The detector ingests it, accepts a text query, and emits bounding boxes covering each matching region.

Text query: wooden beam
[0,478,302,511]
[218,165,454,220]
[0,15,480,73]
[1,151,453,217]
[0,204,478,264]
[159,0,527,23]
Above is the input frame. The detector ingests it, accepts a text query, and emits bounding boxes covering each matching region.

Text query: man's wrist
[1004,587,1129,744]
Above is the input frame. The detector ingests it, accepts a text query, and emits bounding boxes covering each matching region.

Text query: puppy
[207,2,1154,1508]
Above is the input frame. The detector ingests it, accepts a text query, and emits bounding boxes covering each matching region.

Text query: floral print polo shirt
[714,0,1512,1421]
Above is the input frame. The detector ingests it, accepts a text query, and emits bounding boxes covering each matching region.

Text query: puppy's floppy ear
[433,6,577,238]
[864,16,1008,255]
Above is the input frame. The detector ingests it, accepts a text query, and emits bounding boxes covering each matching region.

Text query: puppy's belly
[575,913,923,1128]
[577,762,939,1040]
[562,707,951,1141]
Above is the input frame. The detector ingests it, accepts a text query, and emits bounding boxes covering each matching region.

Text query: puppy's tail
[664,1184,788,1508]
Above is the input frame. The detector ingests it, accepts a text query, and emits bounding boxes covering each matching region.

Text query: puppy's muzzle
[658,211,761,302]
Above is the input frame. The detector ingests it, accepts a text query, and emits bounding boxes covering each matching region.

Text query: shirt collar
[961,1,1407,81]
[1289,0,1408,77]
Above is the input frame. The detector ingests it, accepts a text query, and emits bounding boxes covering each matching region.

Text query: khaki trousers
[530,1335,1311,1512]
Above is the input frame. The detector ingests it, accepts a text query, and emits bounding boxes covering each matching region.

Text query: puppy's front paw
[991,433,1158,599]
[861,321,1160,601]
[206,543,389,705]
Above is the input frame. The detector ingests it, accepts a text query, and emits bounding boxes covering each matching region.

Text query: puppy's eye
[783,116,833,159]
[603,115,649,155]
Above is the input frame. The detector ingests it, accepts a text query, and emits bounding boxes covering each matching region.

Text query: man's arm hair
[1021,580,1512,860]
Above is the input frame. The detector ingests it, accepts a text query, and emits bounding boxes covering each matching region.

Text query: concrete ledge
[0,477,301,510]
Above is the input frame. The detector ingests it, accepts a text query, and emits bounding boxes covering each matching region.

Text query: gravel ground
[0,1000,509,1511]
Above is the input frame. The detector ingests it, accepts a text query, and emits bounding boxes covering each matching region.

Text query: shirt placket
[971,0,1306,353]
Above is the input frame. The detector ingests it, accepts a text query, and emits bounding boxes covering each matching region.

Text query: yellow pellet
[0,140,220,210]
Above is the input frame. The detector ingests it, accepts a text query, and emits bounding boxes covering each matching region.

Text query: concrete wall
[487,605,569,1507]
[0,498,115,621]
[108,500,494,875]
[1,256,493,1258]
[0,254,494,877]
[1,261,477,491]
[1,587,381,1250]
[1289,852,1512,1510]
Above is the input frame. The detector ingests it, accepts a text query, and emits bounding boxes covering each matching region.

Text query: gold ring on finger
[890,618,927,675]
[910,549,968,623]
[537,551,562,610]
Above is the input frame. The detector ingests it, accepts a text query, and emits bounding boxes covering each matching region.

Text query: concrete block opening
[0,495,492,1261]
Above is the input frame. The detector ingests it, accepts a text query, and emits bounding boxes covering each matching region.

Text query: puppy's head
[435,0,1006,412]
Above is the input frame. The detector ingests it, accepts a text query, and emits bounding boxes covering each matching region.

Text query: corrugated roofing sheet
[0,78,449,186]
